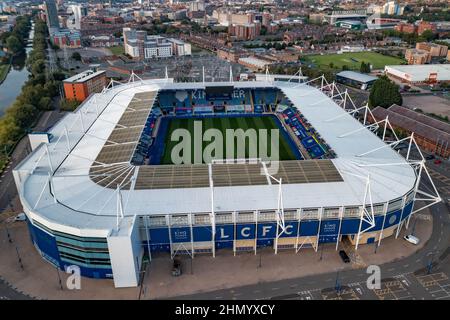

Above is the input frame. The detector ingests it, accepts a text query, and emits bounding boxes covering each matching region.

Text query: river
[0,22,34,116]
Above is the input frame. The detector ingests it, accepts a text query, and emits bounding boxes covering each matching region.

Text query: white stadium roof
[14,78,416,236]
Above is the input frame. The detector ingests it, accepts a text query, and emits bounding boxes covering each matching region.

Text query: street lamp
[15,246,24,270]
[319,239,324,261]
[426,251,437,275]
[4,224,12,243]
[56,266,63,290]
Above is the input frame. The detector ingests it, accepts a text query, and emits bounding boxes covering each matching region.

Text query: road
[174,198,449,300]
[0,110,65,300]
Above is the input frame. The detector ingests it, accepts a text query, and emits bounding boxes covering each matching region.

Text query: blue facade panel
[27,221,113,279]
[299,220,320,236]
[236,224,256,240]
[193,226,213,242]
[401,201,414,221]
[340,218,360,235]
[215,224,234,248]
[279,221,298,238]
[28,221,61,268]
[170,227,191,243]
[256,223,277,239]
[384,209,402,228]
[149,227,170,245]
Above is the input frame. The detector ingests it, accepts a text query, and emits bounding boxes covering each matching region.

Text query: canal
[0,22,34,116]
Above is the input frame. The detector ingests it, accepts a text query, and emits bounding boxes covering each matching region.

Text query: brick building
[370,105,450,159]
[416,42,448,57]
[404,48,431,65]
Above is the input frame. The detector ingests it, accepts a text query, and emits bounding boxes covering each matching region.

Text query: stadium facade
[13,75,440,288]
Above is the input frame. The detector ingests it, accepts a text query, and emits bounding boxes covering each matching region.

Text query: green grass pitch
[161,116,299,164]
[305,52,405,70]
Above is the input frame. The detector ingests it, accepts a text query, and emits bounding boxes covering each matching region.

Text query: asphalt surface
[173,153,450,300]
[0,110,65,300]
[0,84,448,300]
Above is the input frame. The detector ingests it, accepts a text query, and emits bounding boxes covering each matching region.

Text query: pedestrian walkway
[0,206,434,299]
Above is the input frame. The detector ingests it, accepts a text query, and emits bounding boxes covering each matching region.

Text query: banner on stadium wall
[254,105,264,113]
[256,223,277,239]
[171,227,191,243]
[215,224,234,241]
[236,223,256,240]
[194,106,214,113]
[320,220,340,235]
[279,221,299,238]
[226,105,245,112]
[244,105,253,112]
[384,209,402,228]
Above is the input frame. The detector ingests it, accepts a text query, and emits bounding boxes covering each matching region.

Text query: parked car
[434,159,442,165]
[339,250,351,263]
[404,235,419,245]
[14,213,26,222]
[425,154,435,160]
[171,259,182,276]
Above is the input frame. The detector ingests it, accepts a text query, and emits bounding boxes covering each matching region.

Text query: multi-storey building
[228,22,261,41]
[63,70,107,102]
[405,49,431,65]
[123,28,190,60]
[416,42,448,57]
[52,29,82,48]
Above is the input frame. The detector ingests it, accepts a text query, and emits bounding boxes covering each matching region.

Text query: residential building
[123,28,190,60]
[416,42,448,57]
[405,49,431,65]
[63,70,107,102]
[52,29,81,48]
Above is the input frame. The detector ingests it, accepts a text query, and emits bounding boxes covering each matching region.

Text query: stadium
[13,73,440,288]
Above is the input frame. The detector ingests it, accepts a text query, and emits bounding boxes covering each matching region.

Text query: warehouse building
[385,64,450,84]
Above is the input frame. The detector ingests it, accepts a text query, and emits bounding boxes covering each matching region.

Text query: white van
[404,235,419,245]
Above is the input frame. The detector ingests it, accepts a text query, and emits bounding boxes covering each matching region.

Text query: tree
[342,65,349,71]
[71,52,81,61]
[369,76,402,108]
[6,35,22,54]
[360,61,370,73]
[420,30,435,42]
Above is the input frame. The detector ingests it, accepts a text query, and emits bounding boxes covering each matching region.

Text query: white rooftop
[14,78,416,235]
[385,64,450,82]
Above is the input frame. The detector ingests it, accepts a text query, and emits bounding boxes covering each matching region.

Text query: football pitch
[305,52,405,70]
[160,115,301,164]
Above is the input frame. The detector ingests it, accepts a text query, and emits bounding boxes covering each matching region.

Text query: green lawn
[305,52,405,71]
[109,46,124,56]
[161,116,298,164]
